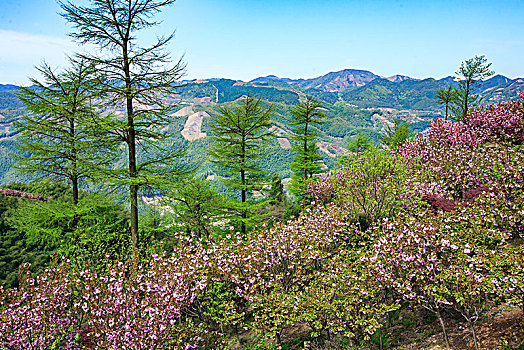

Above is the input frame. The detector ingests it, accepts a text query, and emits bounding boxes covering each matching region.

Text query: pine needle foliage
[208,95,274,235]
[451,55,494,121]
[59,0,190,256]
[15,57,99,205]
[379,119,414,151]
[435,85,456,120]
[288,96,326,199]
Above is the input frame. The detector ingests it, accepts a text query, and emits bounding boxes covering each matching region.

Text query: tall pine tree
[16,57,98,205]
[451,55,494,121]
[209,95,274,235]
[288,96,325,200]
[435,85,455,120]
[59,0,189,259]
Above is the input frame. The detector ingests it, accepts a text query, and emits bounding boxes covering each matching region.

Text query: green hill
[1,68,522,185]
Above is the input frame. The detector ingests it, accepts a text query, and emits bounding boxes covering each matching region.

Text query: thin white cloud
[0,30,78,85]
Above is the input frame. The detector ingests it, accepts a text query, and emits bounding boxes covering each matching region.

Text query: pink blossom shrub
[0,262,82,349]
[75,254,196,349]
[464,91,524,144]
[0,256,198,350]
[0,188,48,201]
[1,93,524,348]
[366,206,513,349]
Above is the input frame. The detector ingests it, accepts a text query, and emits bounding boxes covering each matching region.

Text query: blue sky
[1,0,524,85]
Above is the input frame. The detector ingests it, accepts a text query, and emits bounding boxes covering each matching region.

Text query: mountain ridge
[4,68,522,96]
[245,68,521,94]
[1,67,523,185]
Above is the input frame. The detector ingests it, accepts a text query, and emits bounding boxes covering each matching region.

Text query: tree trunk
[123,40,139,265]
[469,320,479,350]
[70,117,79,206]
[241,168,246,236]
[128,110,139,265]
[241,136,246,236]
[72,175,79,207]
[463,80,471,120]
[303,122,308,183]
[70,116,80,233]
[436,308,450,350]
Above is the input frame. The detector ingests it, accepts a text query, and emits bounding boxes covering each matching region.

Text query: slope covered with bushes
[1,94,524,349]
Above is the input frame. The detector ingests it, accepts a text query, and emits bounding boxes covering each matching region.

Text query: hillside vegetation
[0,0,523,347]
[1,70,523,185]
[1,87,523,348]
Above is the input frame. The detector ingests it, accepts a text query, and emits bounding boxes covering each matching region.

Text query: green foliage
[15,57,100,205]
[288,96,326,199]
[6,188,130,272]
[379,118,414,150]
[0,192,54,288]
[209,95,275,234]
[451,55,494,121]
[267,174,284,205]
[346,132,373,154]
[198,280,244,333]
[435,85,456,119]
[336,147,415,230]
[163,177,229,239]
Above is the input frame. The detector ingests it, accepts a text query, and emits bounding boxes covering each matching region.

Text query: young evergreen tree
[208,95,274,235]
[165,177,228,239]
[15,57,97,206]
[379,119,414,150]
[268,174,284,205]
[451,55,494,121]
[435,85,456,120]
[59,0,188,258]
[347,132,373,154]
[288,96,326,199]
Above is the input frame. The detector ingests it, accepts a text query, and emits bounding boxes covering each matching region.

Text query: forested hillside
[1,69,523,185]
[2,89,523,350]
[1,0,523,348]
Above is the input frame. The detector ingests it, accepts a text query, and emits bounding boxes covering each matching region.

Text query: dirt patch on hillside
[172,105,194,117]
[181,111,209,141]
[394,306,523,350]
[317,141,345,158]
[228,306,523,349]
[277,137,291,149]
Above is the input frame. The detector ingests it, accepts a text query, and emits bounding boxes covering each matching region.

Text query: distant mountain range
[178,68,524,111]
[248,68,522,96]
[0,84,19,92]
[3,67,523,108]
[0,67,523,185]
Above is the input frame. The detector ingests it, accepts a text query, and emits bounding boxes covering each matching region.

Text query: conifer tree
[268,174,284,205]
[451,55,494,121]
[379,119,414,150]
[346,132,373,154]
[16,57,97,205]
[59,0,188,257]
[209,95,274,235]
[288,96,325,199]
[435,85,455,120]
[165,177,227,239]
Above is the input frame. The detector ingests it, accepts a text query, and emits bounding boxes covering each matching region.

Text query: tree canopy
[59,0,189,258]
[208,95,274,235]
